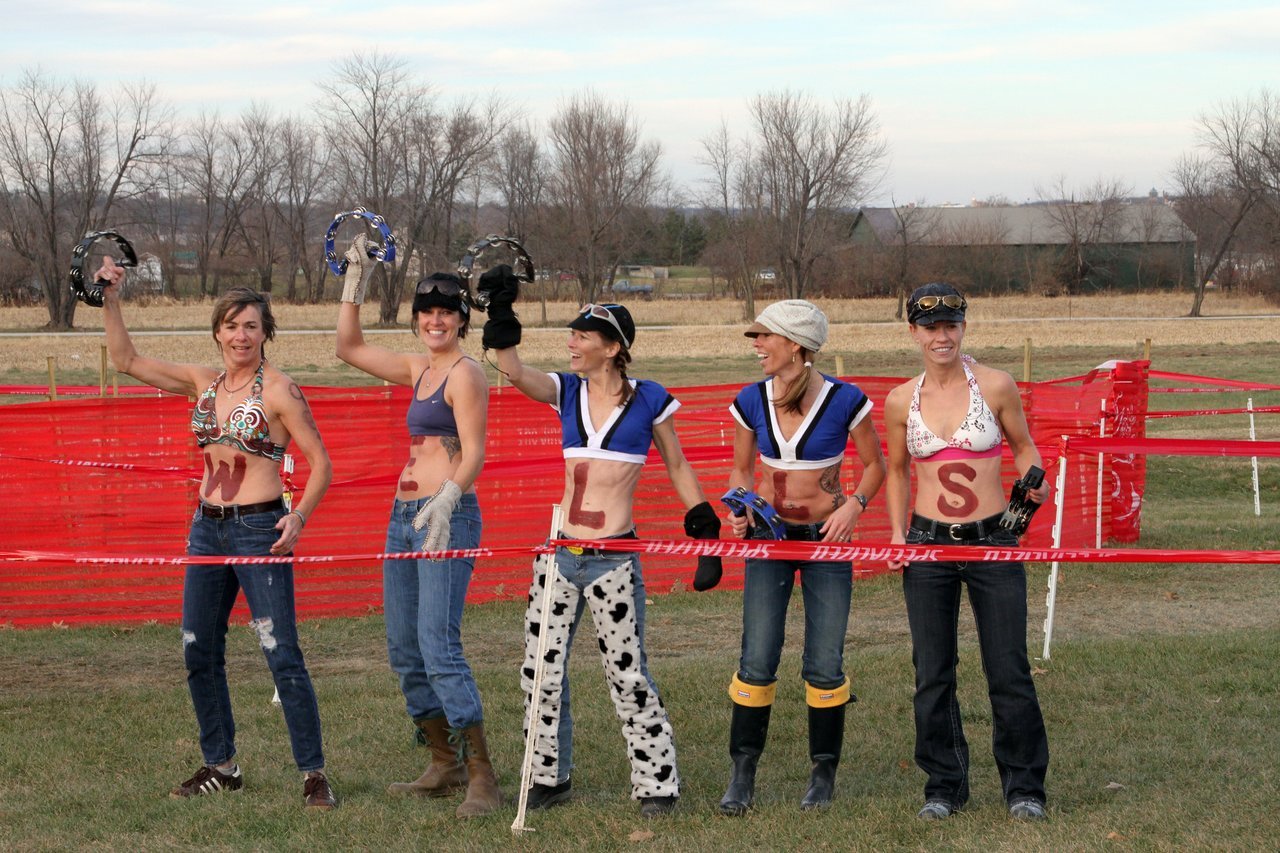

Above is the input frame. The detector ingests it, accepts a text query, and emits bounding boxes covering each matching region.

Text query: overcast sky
[5,0,1277,206]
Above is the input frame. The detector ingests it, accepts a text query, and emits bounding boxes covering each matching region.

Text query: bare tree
[886,199,942,318]
[1170,92,1280,315]
[698,122,769,316]
[317,52,504,323]
[273,115,329,301]
[543,90,663,304]
[0,70,168,328]
[700,92,886,308]
[179,111,258,296]
[1037,176,1132,294]
[749,91,886,299]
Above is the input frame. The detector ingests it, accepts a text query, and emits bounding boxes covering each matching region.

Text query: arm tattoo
[820,464,847,510]
[441,435,462,461]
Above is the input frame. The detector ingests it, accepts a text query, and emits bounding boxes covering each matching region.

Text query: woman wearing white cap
[717,298,886,815]
[481,273,721,819]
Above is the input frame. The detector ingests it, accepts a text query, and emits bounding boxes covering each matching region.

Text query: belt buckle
[948,523,965,541]
[566,545,584,556]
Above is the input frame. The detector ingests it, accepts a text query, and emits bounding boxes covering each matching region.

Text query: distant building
[848,202,1196,294]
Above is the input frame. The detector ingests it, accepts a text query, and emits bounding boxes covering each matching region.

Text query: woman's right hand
[728,509,749,539]
[888,532,908,571]
[96,255,125,299]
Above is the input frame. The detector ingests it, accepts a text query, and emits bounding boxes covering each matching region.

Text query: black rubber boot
[800,703,846,811]
[718,703,771,816]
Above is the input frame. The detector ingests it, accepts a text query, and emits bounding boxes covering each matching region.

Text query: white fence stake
[1096,398,1106,548]
[512,505,565,835]
[1249,397,1261,517]
[1041,438,1070,661]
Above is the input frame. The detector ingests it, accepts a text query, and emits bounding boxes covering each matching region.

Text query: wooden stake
[834,355,845,377]
[100,344,108,397]
[46,356,57,402]
[1023,338,1032,383]
[1143,338,1151,361]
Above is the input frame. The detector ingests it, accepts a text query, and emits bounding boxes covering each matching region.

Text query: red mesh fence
[0,364,1146,627]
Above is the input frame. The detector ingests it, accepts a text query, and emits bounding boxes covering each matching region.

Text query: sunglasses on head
[912,294,967,313]
[416,277,463,298]
[579,303,630,348]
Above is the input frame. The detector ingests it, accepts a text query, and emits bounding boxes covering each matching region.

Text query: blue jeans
[184,505,325,772]
[738,522,852,691]
[902,523,1049,807]
[383,493,485,728]
[547,543,660,783]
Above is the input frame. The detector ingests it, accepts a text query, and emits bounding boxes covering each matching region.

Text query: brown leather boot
[387,716,467,798]
[455,723,502,818]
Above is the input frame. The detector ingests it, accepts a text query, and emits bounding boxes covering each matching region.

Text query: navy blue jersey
[549,372,680,464]
[730,374,873,470]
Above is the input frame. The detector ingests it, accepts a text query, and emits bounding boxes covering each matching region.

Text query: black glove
[684,501,723,591]
[479,264,523,349]
[478,264,521,308]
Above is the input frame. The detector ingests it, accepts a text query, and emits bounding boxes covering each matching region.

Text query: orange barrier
[0,364,1147,627]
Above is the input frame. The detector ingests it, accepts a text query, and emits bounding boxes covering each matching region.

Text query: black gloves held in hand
[684,501,723,592]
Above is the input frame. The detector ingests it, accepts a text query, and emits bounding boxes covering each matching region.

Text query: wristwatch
[852,493,868,511]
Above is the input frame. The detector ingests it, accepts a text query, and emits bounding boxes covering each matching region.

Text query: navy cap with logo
[907,282,968,326]
[568,303,635,349]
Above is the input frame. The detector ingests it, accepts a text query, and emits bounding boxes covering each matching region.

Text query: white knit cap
[744,299,828,352]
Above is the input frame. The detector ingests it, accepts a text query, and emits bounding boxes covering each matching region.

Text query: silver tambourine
[69,231,138,307]
[324,207,397,276]
[457,234,535,310]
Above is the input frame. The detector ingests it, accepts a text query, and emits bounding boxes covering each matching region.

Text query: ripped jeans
[184,505,325,772]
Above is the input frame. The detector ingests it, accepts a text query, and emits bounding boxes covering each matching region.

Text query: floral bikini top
[190,361,286,462]
[906,357,1002,461]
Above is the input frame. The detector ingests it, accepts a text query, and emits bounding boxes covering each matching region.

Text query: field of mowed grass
[2,294,1280,850]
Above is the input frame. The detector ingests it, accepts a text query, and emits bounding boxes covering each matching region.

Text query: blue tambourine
[721,487,786,540]
[324,207,397,276]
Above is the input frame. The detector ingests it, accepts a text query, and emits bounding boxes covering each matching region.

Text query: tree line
[2,53,1277,329]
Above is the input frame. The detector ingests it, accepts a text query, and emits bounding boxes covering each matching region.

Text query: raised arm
[492,344,558,404]
[334,237,419,386]
[99,257,213,396]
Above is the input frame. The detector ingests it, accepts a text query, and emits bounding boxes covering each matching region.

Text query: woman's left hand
[270,511,305,555]
[819,499,863,544]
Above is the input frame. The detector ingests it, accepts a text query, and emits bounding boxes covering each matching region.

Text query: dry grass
[3,292,1278,380]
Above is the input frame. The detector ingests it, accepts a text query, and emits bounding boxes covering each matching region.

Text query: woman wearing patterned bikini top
[885,286,1047,560]
[882,283,1052,822]
[98,258,337,810]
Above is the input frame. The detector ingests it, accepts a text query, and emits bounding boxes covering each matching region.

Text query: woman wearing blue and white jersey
[717,299,886,815]
[485,283,718,819]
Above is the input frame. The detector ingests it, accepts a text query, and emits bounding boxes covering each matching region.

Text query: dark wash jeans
[902,522,1048,807]
[184,505,325,772]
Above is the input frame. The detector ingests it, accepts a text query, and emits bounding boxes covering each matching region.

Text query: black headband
[69,231,138,307]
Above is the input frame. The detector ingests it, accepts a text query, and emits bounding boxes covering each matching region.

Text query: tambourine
[324,207,397,276]
[68,231,138,307]
[457,234,535,310]
[721,486,786,540]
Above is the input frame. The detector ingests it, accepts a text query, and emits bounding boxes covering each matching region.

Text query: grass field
[2,294,1280,850]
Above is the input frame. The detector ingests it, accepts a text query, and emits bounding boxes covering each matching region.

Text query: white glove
[341,233,377,304]
[412,479,463,550]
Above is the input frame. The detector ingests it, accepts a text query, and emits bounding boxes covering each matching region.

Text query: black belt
[560,529,637,557]
[752,519,825,542]
[199,498,285,520]
[910,511,1006,543]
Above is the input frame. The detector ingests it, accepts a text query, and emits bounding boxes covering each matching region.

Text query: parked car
[608,279,653,299]
[755,267,777,282]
